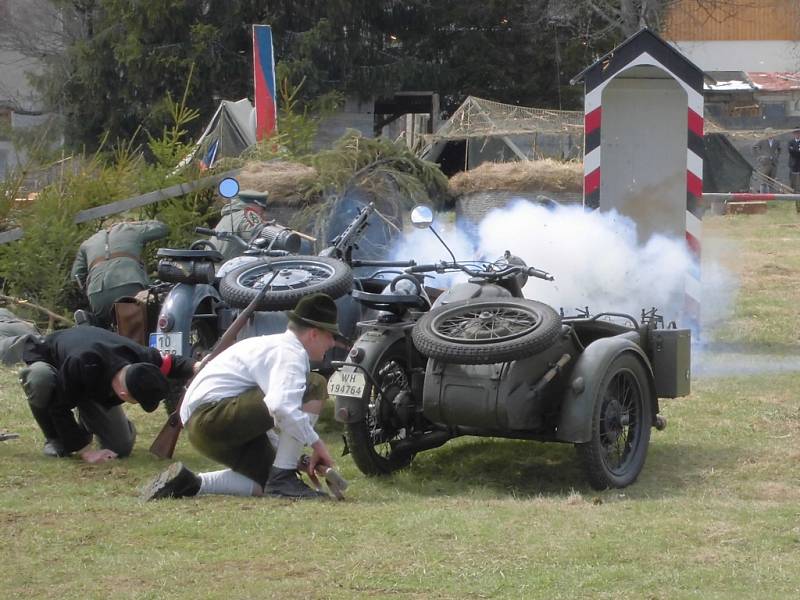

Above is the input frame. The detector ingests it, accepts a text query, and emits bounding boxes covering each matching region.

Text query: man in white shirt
[142,293,340,500]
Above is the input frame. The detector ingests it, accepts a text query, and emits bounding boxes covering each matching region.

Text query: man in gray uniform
[213,190,269,261]
[753,132,781,193]
[71,220,169,326]
[0,308,41,365]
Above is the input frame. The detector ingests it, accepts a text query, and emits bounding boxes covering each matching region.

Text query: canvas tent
[422,96,584,174]
[702,132,753,193]
[175,99,257,172]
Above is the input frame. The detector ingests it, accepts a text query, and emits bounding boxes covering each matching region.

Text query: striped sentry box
[573,29,705,329]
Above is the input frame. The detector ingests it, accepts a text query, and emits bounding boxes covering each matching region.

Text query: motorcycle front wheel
[344,345,416,475]
[219,255,353,310]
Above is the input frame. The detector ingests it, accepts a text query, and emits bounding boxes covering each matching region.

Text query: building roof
[704,71,753,92]
[747,72,800,92]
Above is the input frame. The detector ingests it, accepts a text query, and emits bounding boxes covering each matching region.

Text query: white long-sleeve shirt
[180,331,319,446]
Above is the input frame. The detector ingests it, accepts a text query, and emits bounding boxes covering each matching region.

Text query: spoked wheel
[412,298,561,364]
[344,345,417,475]
[219,255,353,310]
[576,353,653,490]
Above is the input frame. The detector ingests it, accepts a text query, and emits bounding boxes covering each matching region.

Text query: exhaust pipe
[393,430,454,455]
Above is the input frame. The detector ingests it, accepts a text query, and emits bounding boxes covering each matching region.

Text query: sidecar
[412,300,689,489]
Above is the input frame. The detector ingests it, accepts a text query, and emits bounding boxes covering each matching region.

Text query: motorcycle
[330,205,691,490]
[151,177,416,360]
[150,177,305,359]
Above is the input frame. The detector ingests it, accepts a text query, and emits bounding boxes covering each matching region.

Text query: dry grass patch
[449,159,583,194]
[235,160,318,204]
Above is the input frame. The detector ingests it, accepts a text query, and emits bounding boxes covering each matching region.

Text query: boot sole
[140,461,185,501]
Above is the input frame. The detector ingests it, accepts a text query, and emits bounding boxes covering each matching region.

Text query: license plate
[327,370,366,398]
[149,332,183,355]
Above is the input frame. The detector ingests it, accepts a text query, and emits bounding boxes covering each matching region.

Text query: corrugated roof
[747,72,800,91]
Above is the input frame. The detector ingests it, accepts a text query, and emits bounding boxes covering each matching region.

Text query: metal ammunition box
[648,328,691,398]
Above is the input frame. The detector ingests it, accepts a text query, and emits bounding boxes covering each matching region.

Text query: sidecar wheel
[219,255,353,310]
[575,353,653,490]
[412,298,561,364]
[344,345,416,475]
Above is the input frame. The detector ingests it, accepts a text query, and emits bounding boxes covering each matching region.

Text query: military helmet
[237,189,269,209]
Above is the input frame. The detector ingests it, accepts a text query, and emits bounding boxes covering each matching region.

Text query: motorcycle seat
[351,289,428,315]
[156,248,224,262]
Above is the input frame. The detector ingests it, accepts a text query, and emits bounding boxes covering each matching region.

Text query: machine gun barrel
[325,202,375,259]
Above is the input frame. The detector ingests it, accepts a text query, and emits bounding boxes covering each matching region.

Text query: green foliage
[242,74,343,162]
[308,130,450,208]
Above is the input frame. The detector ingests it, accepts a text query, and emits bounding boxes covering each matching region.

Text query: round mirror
[218,177,240,199]
[410,205,434,229]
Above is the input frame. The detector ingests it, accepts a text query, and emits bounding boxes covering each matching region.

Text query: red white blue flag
[252,24,277,141]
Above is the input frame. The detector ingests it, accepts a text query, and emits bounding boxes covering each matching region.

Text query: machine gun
[318,202,376,265]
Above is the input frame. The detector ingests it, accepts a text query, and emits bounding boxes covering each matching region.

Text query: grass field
[2,205,800,599]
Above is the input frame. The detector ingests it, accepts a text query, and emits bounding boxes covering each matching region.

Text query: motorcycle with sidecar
[329,205,691,490]
[150,177,415,361]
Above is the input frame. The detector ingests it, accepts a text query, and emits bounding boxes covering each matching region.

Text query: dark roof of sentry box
[570,27,706,90]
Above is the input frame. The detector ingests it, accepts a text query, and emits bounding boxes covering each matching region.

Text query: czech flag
[252,24,277,141]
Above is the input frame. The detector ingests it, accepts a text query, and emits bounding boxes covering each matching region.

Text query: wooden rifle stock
[148,269,280,458]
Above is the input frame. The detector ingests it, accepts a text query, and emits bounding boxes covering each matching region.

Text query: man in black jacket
[19,326,196,463]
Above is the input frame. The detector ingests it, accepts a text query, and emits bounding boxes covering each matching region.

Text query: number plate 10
[149,332,183,355]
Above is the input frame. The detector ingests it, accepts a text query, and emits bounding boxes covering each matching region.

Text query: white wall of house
[670,41,800,72]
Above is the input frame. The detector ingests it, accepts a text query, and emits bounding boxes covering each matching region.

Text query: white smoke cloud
[391,198,736,330]
[479,200,693,321]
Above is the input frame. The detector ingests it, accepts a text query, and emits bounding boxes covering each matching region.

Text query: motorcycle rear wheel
[344,345,416,475]
[412,297,561,364]
[219,255,353,310]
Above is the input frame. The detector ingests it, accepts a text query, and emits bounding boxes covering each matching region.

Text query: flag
[252,24,277,141]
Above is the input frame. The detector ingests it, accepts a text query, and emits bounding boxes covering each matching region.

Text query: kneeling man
[143,293,339,500]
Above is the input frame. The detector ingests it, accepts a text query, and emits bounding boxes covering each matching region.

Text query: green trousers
[185,372,327,486]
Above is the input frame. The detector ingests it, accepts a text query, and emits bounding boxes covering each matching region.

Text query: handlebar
[406,261,553,281]
[194,226,216,237]
[350,259,417,268]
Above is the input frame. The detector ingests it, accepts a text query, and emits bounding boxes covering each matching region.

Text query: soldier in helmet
[213,189,270,261]
[71,220,170,327]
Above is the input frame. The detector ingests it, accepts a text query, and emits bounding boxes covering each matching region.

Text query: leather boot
[141,462,201,501]
[264,466,328,499]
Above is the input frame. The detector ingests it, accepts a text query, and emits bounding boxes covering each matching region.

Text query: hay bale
[455,190,582,230]
[236,160,319,205]
[449,159,583,195]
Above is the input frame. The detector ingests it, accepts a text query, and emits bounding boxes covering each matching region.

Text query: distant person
[19,325,196,462]
[753,132,781,193]
[72,220,169,326]
[789,130,800,212]
[0,308,41,365]
[213,189,270,261]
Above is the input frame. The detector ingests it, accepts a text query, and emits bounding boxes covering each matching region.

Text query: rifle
[149,269,280,459]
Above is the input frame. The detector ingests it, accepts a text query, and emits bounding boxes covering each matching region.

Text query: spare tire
[412,297,562,364]
[219,255,353,310]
